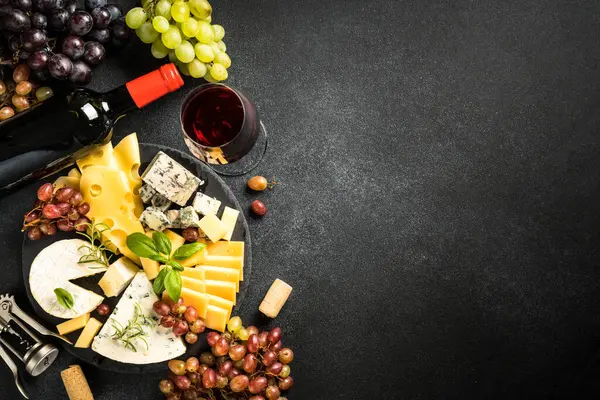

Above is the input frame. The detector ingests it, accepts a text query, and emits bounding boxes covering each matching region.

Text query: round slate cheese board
[21,143,252,373]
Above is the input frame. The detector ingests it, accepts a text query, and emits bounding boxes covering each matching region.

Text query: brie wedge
[29,239,107,319]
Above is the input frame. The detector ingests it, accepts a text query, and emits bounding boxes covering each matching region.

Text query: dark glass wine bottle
[0,63,184,195]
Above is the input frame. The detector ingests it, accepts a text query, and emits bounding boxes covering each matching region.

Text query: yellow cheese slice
[205,280,236,304]
[113,133,144,217]
[206,294,233,321]
[68,168,81,179]
[202,255,244,280]
[181,275,206,292]
[206,241,244,258]
[180,248,208,268]
[164,230,186,256]
[74,318,103,348]
[56,313,90,335]
[204,305,228,332]
[178,288,209,319]
[54,176,80,191]
[77,142,118,171]
[198,265,240,292]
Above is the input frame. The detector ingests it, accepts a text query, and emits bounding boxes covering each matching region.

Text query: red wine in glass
[181,84,266,175]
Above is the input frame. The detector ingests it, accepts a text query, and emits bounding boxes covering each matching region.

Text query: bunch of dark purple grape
[23,182,91,240]
[0,0,132,85]
[160,317,295,400]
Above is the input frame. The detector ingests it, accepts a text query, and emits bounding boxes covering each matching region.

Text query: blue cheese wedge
[139,184,157,204]
[166,209,182,229]
[29,239,106,319]
[141,151,201,206]
[179,206,201,228]
[140,207,170,232]
[150,193,172,212]
[98,257,140,297]
[193,192,221,216]
[92,272,186,364]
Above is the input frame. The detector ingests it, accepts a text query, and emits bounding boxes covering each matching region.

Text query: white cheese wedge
[220,206,239,241]
[98,257,140,297]
[29,239,107,319]
[92,272,186,364]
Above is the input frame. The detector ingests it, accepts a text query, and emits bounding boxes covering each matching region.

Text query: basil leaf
[168,260,184,272]
[152,231,172,256]
[164,270,182,302]
[173,242,206,260]
[152,267,169,296]
[126,233,159,258]
[148,253,168,263]
[54,288,74,310]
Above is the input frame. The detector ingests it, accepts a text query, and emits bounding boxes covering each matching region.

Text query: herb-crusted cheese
[140,207,170,232]
[193,192,221,216]
[180,206,201,228]
[141,151,201,206]
[92,272,186,364]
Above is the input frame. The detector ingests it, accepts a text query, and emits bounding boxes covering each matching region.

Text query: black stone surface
[1,0,600,399]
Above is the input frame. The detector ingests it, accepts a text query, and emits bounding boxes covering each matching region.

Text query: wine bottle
[0,63,184,195]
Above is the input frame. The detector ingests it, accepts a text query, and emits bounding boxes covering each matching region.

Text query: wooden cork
[259,278,293,318]
[61,365,94,400]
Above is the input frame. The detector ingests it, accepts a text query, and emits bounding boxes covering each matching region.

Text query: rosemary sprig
[110,303,155,352]
[77,220,115,268]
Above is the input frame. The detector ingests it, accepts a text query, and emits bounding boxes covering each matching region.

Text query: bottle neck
[100,85,139,118]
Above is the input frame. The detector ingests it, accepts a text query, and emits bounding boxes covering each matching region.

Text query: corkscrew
[0,294,71,398]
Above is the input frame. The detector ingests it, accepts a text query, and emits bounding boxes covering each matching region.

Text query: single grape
[37,182,54,201]
[48,53,73,79]
[185,356,199,372]
[268,328,282,345]
[153,301,171,316]
[49,8,69,31]
[195,20,213,43]
[229,375,249,393]
[64,0,76,14]
[227,368,241,381]
[181,227,199,242]
[24,210,40,223]
[105,4,121,21]
[77,202,90,215]
[74,217,90,231]
[267,362,283,376]
[238,328,250,341]
[168,50,177,63]
[27,50,49,71]
[242,353,258,373]
[199,352,214,366]
[206,332,220,346]
[13,64,30,83]
[84,0,106,10]
[172,304,187,315]
[22,29,47,52]
[56,219,74,232]
[160,315,176,328]
[271,340,283,352]
[4,9,31,32]
[152,16,169,33]
[226,316,242,333]
[14,0,32,11]
[216,375,228,389]
[149,39,167,58]
[177,61,190,76]
[30,12,47,29]
[185,332,198,344]
[212,24,225,41]
[8,34,22,52]
[190,0,211,19]
[194,43,213,62]
[28,226,42,240]
[262,350,277,367]
[258,331,269,347]
[265,385,281,399]
[125,7,147,29]
[279,365,291,378]
[55,187,74,202]
[249,376,268,394]
[214,337,229,356]
[229,344,247,362]
[251,200,267,216]
[172,320,189,336]
[112,18,131,41]
[198,364,209,374]
[217,40,226,52]
[202,368,217,389]
[278,376,293,391]
[86,28,110,43]
[279,348,293,364]
[170,1,190,22]
[158,380,174,394]
[11,94,29,110]
[136,21,159,43]
[82,41,105,65]
[208,41,221,56]
[246,326,259,336]
[96,304,110,315]
[210,63,228,81]
[217,359,232,376]
[161,25,182,49]
[187,371,200,384]
[54,201,71,215]
[67,209,79,221]
[189,318,205,334]
[222,331,233,343]
[174,375,191,391]
[247,335,259,353]
[39,222,56,236]
[61,35,85,60]
[181,18,199,37]
[154,0,171,19]
[91,7,111,28]
[187,59,206,78]
[182,306,197,323]
[182,390,197,400]
[35,86,53,101]
[69,191,83,206]
[175,40,195,63]
[168,360,186,376]
[42,204,60,219]
[69,11,93,35]
[214,52,231,68]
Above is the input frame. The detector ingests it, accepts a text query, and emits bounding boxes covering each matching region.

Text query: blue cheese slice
[29,239,106,319]
[179,206,201,228]
[92,272,186,364]
[139,184,157,204]
[150,193,172,211]
[141,151,201,206]
[140,207,170,232]
[193,192,221,216]
[166,209,182,229]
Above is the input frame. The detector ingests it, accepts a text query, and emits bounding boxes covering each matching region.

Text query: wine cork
[61,365,94,400]
[259,279,292,318]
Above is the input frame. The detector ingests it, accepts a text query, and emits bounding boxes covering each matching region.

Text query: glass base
[206,121,268,176]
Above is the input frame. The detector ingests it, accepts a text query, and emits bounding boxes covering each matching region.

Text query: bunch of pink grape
[159,317,295,400]
[23,182,91,240]
[153,298,206,345]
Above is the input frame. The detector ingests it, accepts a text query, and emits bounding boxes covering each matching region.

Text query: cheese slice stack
[92,272,186,364]
[29,239,107,319]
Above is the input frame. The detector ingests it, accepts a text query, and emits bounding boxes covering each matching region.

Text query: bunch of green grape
[125,0,230,81]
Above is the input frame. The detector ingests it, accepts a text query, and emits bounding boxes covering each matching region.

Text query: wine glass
[180,83,268,176]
